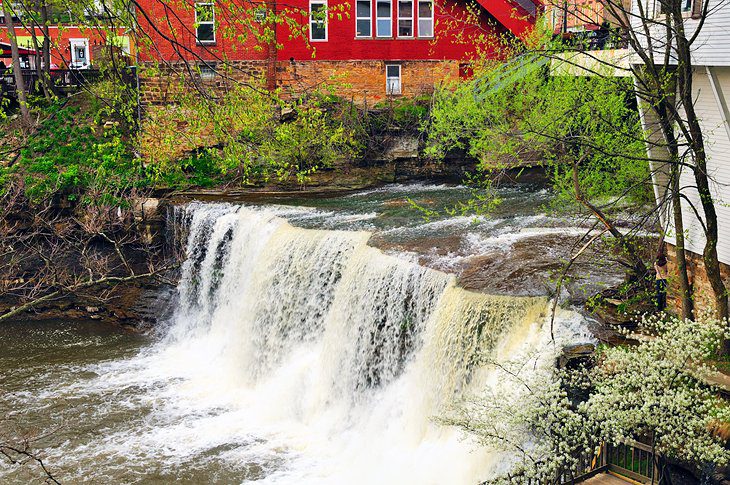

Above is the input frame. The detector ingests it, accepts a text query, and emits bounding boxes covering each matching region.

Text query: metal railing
[555,440,657,484]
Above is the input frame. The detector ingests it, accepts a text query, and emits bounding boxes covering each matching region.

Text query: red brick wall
[276,60,458,103]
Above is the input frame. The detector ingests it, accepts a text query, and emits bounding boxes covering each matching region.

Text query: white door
[69,39,90,69]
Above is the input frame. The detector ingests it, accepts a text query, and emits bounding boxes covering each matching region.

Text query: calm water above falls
[1,183,599,484]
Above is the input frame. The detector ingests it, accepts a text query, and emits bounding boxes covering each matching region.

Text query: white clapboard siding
[682,8,730,67]
[632,1,730,67]
[662,66,730,265]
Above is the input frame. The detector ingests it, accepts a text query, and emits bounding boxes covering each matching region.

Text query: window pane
[386,78,401,94]
[197,23,215,41]
[418,1,432,17]
[356,19,371,36]
[357,0,371,17]
[398,19,412,36]
[196,4,214,21]
[377,0,391,16]
[399,1,412,15]
[311,22,326,39]
[386,65,399,77]
[377,18,391,36]
[418,19,432,36]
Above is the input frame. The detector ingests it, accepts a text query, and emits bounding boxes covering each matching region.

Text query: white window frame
[417,0,433,38]
[385,64,401,95]
[355,0,372,37]
[199,62,217,79]
[195,2,216,45]
[69,38,90,69]
[397,0,414,38]
[309,0,328,42]
[376,0,392,38]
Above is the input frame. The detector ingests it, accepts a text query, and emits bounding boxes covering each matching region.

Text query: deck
[581,473,634,485]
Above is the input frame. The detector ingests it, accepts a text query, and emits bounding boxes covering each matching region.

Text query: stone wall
[138,61,268,106]
[666,244,730,315]
[138,59,459,106]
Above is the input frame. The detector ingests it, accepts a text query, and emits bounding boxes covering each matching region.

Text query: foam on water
[1,201,593,484]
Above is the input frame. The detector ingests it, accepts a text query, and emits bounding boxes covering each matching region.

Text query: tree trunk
[653,90,694,319]
[572,161,647,279]
[669,162,693,319]
[40,1,54,97]
[27,22,51,99]
[2,1,31,125]
[672,7,729,323]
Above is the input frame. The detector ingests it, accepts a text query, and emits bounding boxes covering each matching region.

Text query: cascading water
[0,190,594,485]
[147,202,587,484]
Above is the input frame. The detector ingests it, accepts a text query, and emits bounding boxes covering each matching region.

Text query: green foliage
[426,60,652,211]
[140,84,361,187]
[1,94,142,203]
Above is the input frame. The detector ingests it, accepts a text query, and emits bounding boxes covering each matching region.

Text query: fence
[605,441,657,483]
[555,440,657,484]
[1,67,136,97]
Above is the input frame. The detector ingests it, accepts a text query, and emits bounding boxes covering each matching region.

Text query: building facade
[135,0,537,105]
[0,3,132,70]
[635,0,730,311]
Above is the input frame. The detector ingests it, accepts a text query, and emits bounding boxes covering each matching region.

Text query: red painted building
[0,5,132,70]
[135,0,537,104]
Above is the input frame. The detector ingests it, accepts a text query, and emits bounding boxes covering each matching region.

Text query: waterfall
[153,202,587,484]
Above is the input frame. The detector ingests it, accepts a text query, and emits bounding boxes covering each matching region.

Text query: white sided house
[634,0,730,308]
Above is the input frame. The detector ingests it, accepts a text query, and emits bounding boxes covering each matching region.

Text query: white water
[141,202,588,484]
[1,201,592,484]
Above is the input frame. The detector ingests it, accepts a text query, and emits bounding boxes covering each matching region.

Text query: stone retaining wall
[138,59,459,106]
[666,244,730,315]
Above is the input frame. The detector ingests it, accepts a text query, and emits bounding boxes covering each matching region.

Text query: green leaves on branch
[139,84,360,187]
[426,59,652,211]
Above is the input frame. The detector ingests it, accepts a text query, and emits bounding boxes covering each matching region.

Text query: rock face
[558,343,595,369]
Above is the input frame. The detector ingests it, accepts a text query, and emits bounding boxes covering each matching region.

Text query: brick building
[135,0,538,105]
[0,2,132,70]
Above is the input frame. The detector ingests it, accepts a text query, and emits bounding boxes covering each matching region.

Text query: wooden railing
[605,441,657,483]
[556,440,657,484]
[1,67,136,96]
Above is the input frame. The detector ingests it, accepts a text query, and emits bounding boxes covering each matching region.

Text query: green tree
[427,58,652,279]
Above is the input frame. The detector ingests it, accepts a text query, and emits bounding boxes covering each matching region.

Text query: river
[1,183,605,484]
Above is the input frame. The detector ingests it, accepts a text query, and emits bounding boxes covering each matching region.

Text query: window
[310,0,327,41]
[386,64,401,95]
[356,0,372,37]
[398,0,413,37]
[254,7,267,23]
[195,3,215,44]
[417,0,433,37]
[376,0,392,37]
[200,63,217,79]
[682,0,692,11]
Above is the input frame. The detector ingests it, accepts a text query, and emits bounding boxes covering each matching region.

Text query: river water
[1,183,603,484]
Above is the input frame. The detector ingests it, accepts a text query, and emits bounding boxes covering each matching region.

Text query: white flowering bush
[442,314,730,483]
[440,357,600,484]
[587,314,730,468]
